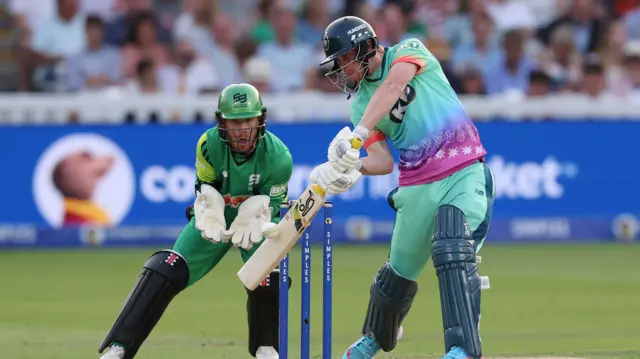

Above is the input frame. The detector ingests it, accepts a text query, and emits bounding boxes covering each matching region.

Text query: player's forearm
[359,62,417,131]
[359,81,405,131]
[359,156,394,175]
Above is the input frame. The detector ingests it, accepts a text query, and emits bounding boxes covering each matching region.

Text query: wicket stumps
[278,201,333,359]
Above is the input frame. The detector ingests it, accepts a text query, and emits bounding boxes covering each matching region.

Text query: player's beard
[228,128,259,154]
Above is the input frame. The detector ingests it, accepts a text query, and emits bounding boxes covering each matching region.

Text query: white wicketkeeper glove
[309,161,362,194]
[224,195,272,250]
[328,125,368,173]
[193,184,227,243]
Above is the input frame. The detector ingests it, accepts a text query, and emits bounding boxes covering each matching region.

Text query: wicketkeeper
[97,83,354,359]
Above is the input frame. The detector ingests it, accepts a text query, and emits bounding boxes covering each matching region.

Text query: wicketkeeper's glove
[224,195,272,250]
[194,184,227,243]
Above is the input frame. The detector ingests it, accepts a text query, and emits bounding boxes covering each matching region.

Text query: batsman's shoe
[441,346,483,359]
[342,335,381,359]
[343,326,404,359]
[255,346,278,359]
[99,344,125,359]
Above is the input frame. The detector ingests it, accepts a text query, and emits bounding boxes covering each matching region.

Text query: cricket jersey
[194,128,293,227]
[350,38,486,187]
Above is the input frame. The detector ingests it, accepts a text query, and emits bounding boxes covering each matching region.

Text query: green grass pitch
[1,243,639,359]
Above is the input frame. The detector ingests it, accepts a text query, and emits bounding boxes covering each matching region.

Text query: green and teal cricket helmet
[215,83,267,154]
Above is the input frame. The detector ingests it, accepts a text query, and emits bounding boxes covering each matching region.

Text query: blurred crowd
[8,0,640,99]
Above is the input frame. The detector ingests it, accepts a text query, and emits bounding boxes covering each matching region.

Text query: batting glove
[310,161,362,195]
[328,125,368,173]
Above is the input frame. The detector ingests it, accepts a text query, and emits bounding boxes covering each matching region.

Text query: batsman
[97,83,357,359]
[319,17,496,359]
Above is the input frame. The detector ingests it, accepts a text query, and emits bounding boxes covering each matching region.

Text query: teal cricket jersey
[350,38,486,186]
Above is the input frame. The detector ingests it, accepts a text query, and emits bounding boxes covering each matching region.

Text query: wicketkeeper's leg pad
[98,250,189,359]
[246,270,292,357]
[361,262,418,352]
[431,205,483,358]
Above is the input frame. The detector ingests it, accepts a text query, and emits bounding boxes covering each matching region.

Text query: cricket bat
[238,183,327,290]
[237,135,363,290]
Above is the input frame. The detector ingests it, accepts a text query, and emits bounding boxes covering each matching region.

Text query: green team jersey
[194,127,293,227]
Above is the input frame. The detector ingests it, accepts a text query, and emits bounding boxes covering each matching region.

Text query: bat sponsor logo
[292,202,306,233]
[298,190,316,217]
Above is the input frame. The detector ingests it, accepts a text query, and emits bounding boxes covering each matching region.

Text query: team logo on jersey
[270,183,287,196]
[223,194,250,208]
[248,174,260,190]
[389,84,416,123]
[396,39,421,53]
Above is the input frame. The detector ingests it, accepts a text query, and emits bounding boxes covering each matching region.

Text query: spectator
[612,0,640,17]
[527,70,553,96]
[538,0,604,55]
[243,56,271,93]
[206,14,243,87]
[150,0,184,32]
[451,11,500,76]
[218,0,262,29]
[158,40,219,95]
[257,6,315,93]
[352,0,378,24]
[22,0,86,92]
[425,37,461,92]
[613,41,640,97]
[104,0,171,47]
[485,0,536,34]
[380,2,413,46]
[234,36,259,73]
[66,15,123,92]
[4,0,633,99]
[458,66,486,95]
[356,2,388,50]
[511,0,570,28]
[174,0,217,51]
[121,12,170,79]
[580,59,612,98]
[125,59,160,94]
[483,29,534,95]
[8,0,55,46]
[404,0,443,40]
[599,21,629,96]
[250,0,277,44]
[81,0,118,22]
[297,0,330,47]
[537,25,583,91]
[441,0,484,49]
[622,0,640,41]
[122,59,162,123]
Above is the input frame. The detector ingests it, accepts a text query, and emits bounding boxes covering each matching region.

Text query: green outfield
[1,243,639,359]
